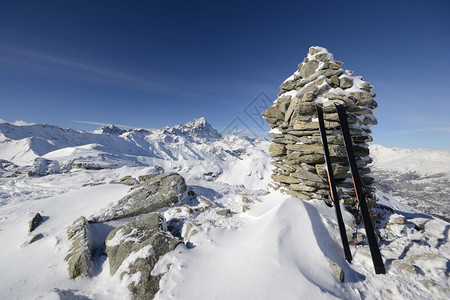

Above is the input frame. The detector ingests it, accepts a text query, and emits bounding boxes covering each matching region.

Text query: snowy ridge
[370,144,450,175]
[0,118,271,192]
[370,144,450,221]
[0,117,224,166]
[0,119,449,299]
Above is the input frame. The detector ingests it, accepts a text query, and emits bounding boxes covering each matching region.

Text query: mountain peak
[170,117,221,141]
[94,124,127,135]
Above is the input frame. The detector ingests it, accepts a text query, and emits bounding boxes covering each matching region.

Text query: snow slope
[0,119,449,299]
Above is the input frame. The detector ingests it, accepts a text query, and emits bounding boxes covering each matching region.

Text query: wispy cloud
[0,45,248,102]
[0,45,167,90]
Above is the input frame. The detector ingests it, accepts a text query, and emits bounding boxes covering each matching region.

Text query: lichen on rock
[105,213,180,300]
[263,46,378,210]
[65,216,94,279]
[92,172,188,222]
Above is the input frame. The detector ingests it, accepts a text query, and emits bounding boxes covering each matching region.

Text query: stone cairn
[262,46,378,211]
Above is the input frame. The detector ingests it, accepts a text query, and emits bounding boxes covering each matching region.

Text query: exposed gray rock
[268,143,286,156]
[28,158,60,177]
[65,216,93,279]
[300,61,319,78]
[329,75,339,87]
[340,77,354,89]
[105,213,180,300]
[93,173,187,222]
[216,209,231,217]
[301,91,315,102]
[197,195,214,207]
[296,168,323,183]
[71,162,106,170]
[262,106,284,120]
[284,97,300,122]
[328,260,345,282]
[29,213,44,232]
[296,83,318,99]
[315,52,333,62]
[315,163,349,179]
[280,78,298,91]
[110,175,136,186]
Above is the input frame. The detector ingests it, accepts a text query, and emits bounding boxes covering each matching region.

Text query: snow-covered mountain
[0,119,448,300]
[369,145,450,221]
[0,117,224,165]
[0,117,270,190]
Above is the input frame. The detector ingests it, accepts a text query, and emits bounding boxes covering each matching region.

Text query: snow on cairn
[263,46,378,211]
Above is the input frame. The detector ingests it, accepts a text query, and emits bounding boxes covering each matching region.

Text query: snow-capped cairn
[262,46,377,209]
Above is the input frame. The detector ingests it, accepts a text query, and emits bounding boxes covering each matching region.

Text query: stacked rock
[262,46,378,210]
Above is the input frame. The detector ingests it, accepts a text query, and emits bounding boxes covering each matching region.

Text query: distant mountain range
[0,117,271,189]
[369,145,450,221]
[1,118,449,219]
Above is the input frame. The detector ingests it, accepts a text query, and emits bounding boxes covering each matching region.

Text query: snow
[0,119,449,299]
[115,245,154,287]
[268,128,282,134]
[106,228,141,247]
[370,144,450,176]
[308,46,334,61]
[154,192,354,300]
[0,183,131,299]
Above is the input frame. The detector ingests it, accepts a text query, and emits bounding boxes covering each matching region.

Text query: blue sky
[0,0,449,150]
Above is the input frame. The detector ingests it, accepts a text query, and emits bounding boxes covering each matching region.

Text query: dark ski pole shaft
[335,103,386,274]
[315,103,352,263]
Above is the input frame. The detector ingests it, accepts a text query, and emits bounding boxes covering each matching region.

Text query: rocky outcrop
[29,213,44,232]
[64,172,189,298]
[28,158,60,176]
[65,216,94,279]
[93,173,187,222]
[105,213,180,300]
[328,260,345,282]
[110,175,137,186]
[263,46,377,208]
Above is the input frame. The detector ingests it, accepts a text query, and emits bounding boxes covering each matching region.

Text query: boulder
[269,143,286,156]
[329,75,340,87]
[28,158,60,177]
[284,97,300,122]
[29,213,44,232]
[262,106,284,120]
[216,209,231,217]
[271,174,301,184]
[105,213,180,300]
[315,163,349,179]
[65,216,93,279]
[301,91,315,102]
[296,168,323,183]
[315,52,333,62]
[300,61,319,78]
[340,77,354,89]
[93,173,187,222]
